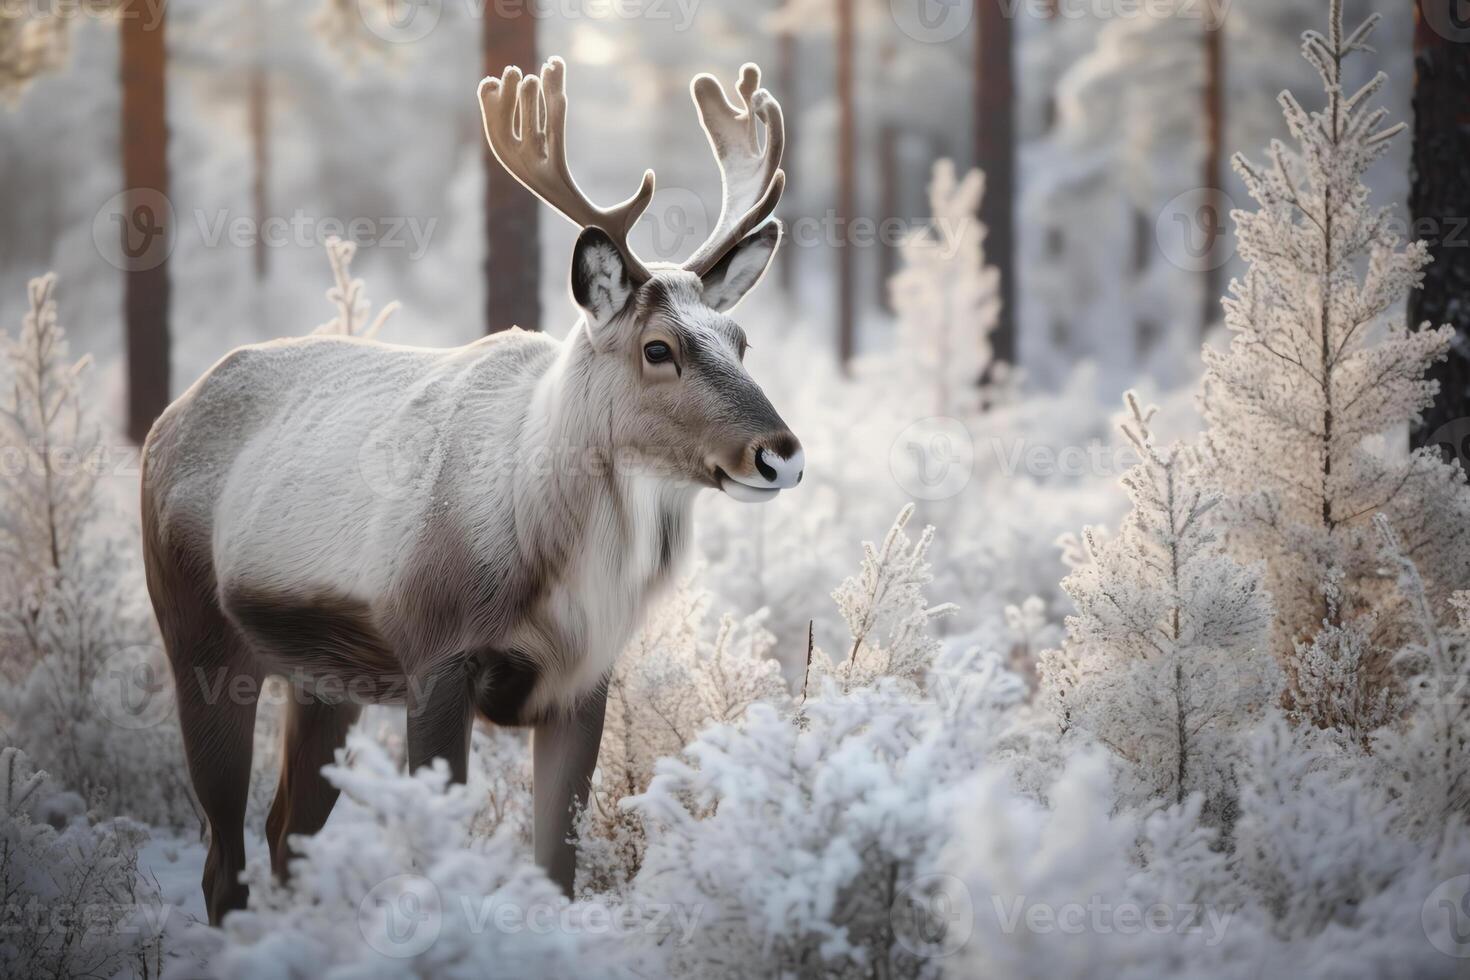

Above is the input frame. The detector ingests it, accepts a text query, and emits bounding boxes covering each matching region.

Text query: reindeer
[140,57,800,925]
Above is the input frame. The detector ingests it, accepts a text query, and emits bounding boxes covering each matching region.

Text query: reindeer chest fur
[503,472,693,719]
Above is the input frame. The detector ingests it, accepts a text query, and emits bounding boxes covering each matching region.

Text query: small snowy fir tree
[1200,1,1470,730]
[0,745,173,979]
[312,236,399,338]
[581,579,788,894]
[203,736,627,978]
[887,160,1001,415]
[808,505,957,694]
[0,274,192,827]
[630,650,1028,980]
[0,274,96,607]
[1370,516,1470,838]
[1039,393,1276,820]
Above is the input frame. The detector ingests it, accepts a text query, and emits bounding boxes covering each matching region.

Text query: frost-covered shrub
[202,736,626,979]
[582,577,789,893]
[0,745,174,980]
[888,159,1001,416]
[1038,394,1277,821]
[0,274,193,829]
[1199,5,1470,717]
[625,509,1025,978]
[1370,518,1470,836]
[630,654,1027,980]
[808,504,957,693]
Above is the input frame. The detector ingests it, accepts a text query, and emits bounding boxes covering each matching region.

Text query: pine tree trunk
[877,122,898,311]
[974,0,1015,370]
[1201,1,1225,335]
[483,11,539,334]
[1409,3,1470,452]
[776,30,797,297]
[249,0,269,282]
[836,0,857,367]
[120,0,171,444]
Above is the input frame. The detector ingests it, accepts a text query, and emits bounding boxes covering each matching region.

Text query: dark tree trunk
[776,30,797,297]
[877,122,899,311]
[974,0,1015,369]
[1201,1,1225,335]
[482,11,539,334]
[836,0,856,367]
[1410,2,1470,453]
[249,0,269,281]
[120,0,171,444]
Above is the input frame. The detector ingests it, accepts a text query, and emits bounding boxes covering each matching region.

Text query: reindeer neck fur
[495,319,698,715]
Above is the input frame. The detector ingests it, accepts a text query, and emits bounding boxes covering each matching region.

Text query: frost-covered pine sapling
[1371,515,1470,839]
[0,274,97,609]
[887,160,1001,415]
[1200,1,1470,713]
[312,235,399,338]
[0,745,172,980]
[810,504,957,693]
[1039,393,1275,820]
[580,580,788,894]
[0,274,192,828]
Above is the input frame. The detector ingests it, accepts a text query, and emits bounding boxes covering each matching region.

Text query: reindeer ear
[571,226,634,328]
[699,221,781,313]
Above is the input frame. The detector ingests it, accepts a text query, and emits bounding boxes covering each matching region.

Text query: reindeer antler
[478,57,656,282]
[681,63,786,277]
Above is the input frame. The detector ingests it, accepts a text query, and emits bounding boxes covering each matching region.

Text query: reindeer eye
[644,342,673,365]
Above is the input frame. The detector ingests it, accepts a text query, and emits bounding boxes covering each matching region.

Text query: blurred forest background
[0,0,1449,439]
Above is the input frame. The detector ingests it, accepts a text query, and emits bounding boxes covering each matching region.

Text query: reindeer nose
[754,443,804,489]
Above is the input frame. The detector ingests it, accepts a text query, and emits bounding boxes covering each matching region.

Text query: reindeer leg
[167,620,260,926]
[532,680,608,897]
[406,658,474,783]
[266,697,361,879]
